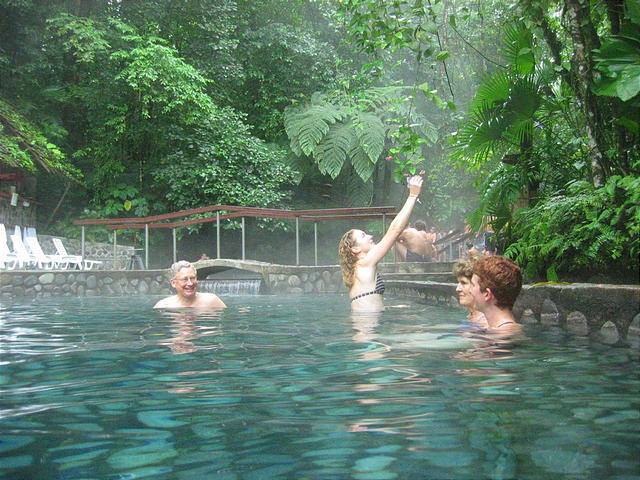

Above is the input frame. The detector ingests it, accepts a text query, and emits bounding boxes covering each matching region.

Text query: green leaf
[626,0,640,25]
[616,65,640,101]
[546,265,559,282]
[353,112,385,163]
[616,116,640,134]
[449,14,457,29]
[284,104,345,156]
[313,122,353,179]
[350,145,376,182]
[435,50,450,61]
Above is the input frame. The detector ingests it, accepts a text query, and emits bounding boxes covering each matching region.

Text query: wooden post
[113,230,117,269]
[172,228,177,264]
[81,226,85,270]
[314,222,318,266]
[241,217,245,260]
[216,212,220,259]
[295,216,300,265]
[144,223,149,269]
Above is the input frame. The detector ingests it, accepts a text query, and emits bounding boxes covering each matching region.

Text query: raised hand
[407,170,425,197]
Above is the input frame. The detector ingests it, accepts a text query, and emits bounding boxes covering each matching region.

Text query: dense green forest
[1,0,638,279]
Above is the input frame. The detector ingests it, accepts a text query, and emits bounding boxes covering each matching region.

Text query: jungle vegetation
[0,0,638,279]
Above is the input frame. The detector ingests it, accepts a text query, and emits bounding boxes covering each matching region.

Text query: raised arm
[362,174,423,266]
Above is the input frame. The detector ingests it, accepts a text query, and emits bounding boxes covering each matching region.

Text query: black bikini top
[350,273,385,302]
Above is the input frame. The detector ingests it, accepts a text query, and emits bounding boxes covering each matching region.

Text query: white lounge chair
[0,224,18,269]
[51,238,82,270]
[25,236,67,269]
[52,237,102,270]
[25,226,37,240]
[9,234,39,269]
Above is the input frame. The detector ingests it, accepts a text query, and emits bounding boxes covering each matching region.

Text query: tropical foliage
[0,98,79,178]
[505,174,640,279]
[0,0,637,276]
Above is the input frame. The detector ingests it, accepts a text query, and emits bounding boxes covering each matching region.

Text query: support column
[172,228,177,264]
[81,226,85,270]
[314,222,318,266]
[216,212,220,259]
[113,230,117,269]
[144,224,149,269]
[295,216,300,265]
[241,217,246,261]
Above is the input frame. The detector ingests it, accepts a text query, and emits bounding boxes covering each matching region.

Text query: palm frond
[502,23,535,74]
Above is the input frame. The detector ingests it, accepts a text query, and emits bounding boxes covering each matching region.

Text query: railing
[74,205,398,268]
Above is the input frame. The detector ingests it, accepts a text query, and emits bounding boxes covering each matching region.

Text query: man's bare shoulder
[193,293,227,309]
[153,295,179,309]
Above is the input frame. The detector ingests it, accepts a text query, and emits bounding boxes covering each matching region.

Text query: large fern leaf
[345,171,374,207]
[349,143,376,182]
[313,122,354,179]
[352,112,385,162]
[284,104,346,156]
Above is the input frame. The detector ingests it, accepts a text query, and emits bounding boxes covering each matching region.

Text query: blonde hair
[338,229,358,288]
[453,259,474,279]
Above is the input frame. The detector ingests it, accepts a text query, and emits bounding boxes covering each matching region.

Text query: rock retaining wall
[386,280,640,347]
[0,270,171,300]
[262,265,345,294]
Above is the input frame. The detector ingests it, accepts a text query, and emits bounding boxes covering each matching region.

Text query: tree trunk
[563,0,608,186]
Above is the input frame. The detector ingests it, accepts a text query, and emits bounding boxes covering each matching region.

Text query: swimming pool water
[0,295,638,479]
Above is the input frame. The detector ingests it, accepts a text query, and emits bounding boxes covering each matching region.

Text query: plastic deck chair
[51,238,82,270]
[52,237,102,270]
[9,234,39,269]
[25,236,66,269]
[0,224,18,269]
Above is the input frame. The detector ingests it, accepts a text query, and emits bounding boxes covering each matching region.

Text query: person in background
[395,220,436,262]
[154,260,226,309]
[453,256,487,329]
[469,255,522,334]
[198,253,210,261]
[339,172,424,312]
[466,242,480,257]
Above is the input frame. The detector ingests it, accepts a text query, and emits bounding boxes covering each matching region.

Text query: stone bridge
[193,259,345,294]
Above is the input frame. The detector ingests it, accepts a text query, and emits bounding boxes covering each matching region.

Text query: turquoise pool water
[0,295,638,479]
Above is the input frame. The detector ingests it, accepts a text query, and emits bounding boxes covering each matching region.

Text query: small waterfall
[199,279,262,295]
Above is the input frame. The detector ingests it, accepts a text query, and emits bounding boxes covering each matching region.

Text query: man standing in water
[469,255,522,333]
[154,260,226,309]
[395,222,437,262]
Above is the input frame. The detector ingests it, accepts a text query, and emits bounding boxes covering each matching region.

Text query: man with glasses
[154,260,226,309]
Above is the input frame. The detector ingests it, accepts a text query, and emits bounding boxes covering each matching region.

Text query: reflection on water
[156,310,223,355]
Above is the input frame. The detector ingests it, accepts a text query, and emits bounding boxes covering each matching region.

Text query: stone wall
[385,280,640,347]
[263,265,345,294]
[0,270,171,300]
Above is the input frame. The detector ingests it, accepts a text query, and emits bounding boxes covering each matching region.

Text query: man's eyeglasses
[175,276,197,284]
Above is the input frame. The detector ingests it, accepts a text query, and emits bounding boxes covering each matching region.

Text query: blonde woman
[453,256,488,329]
[338,173,424,312]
